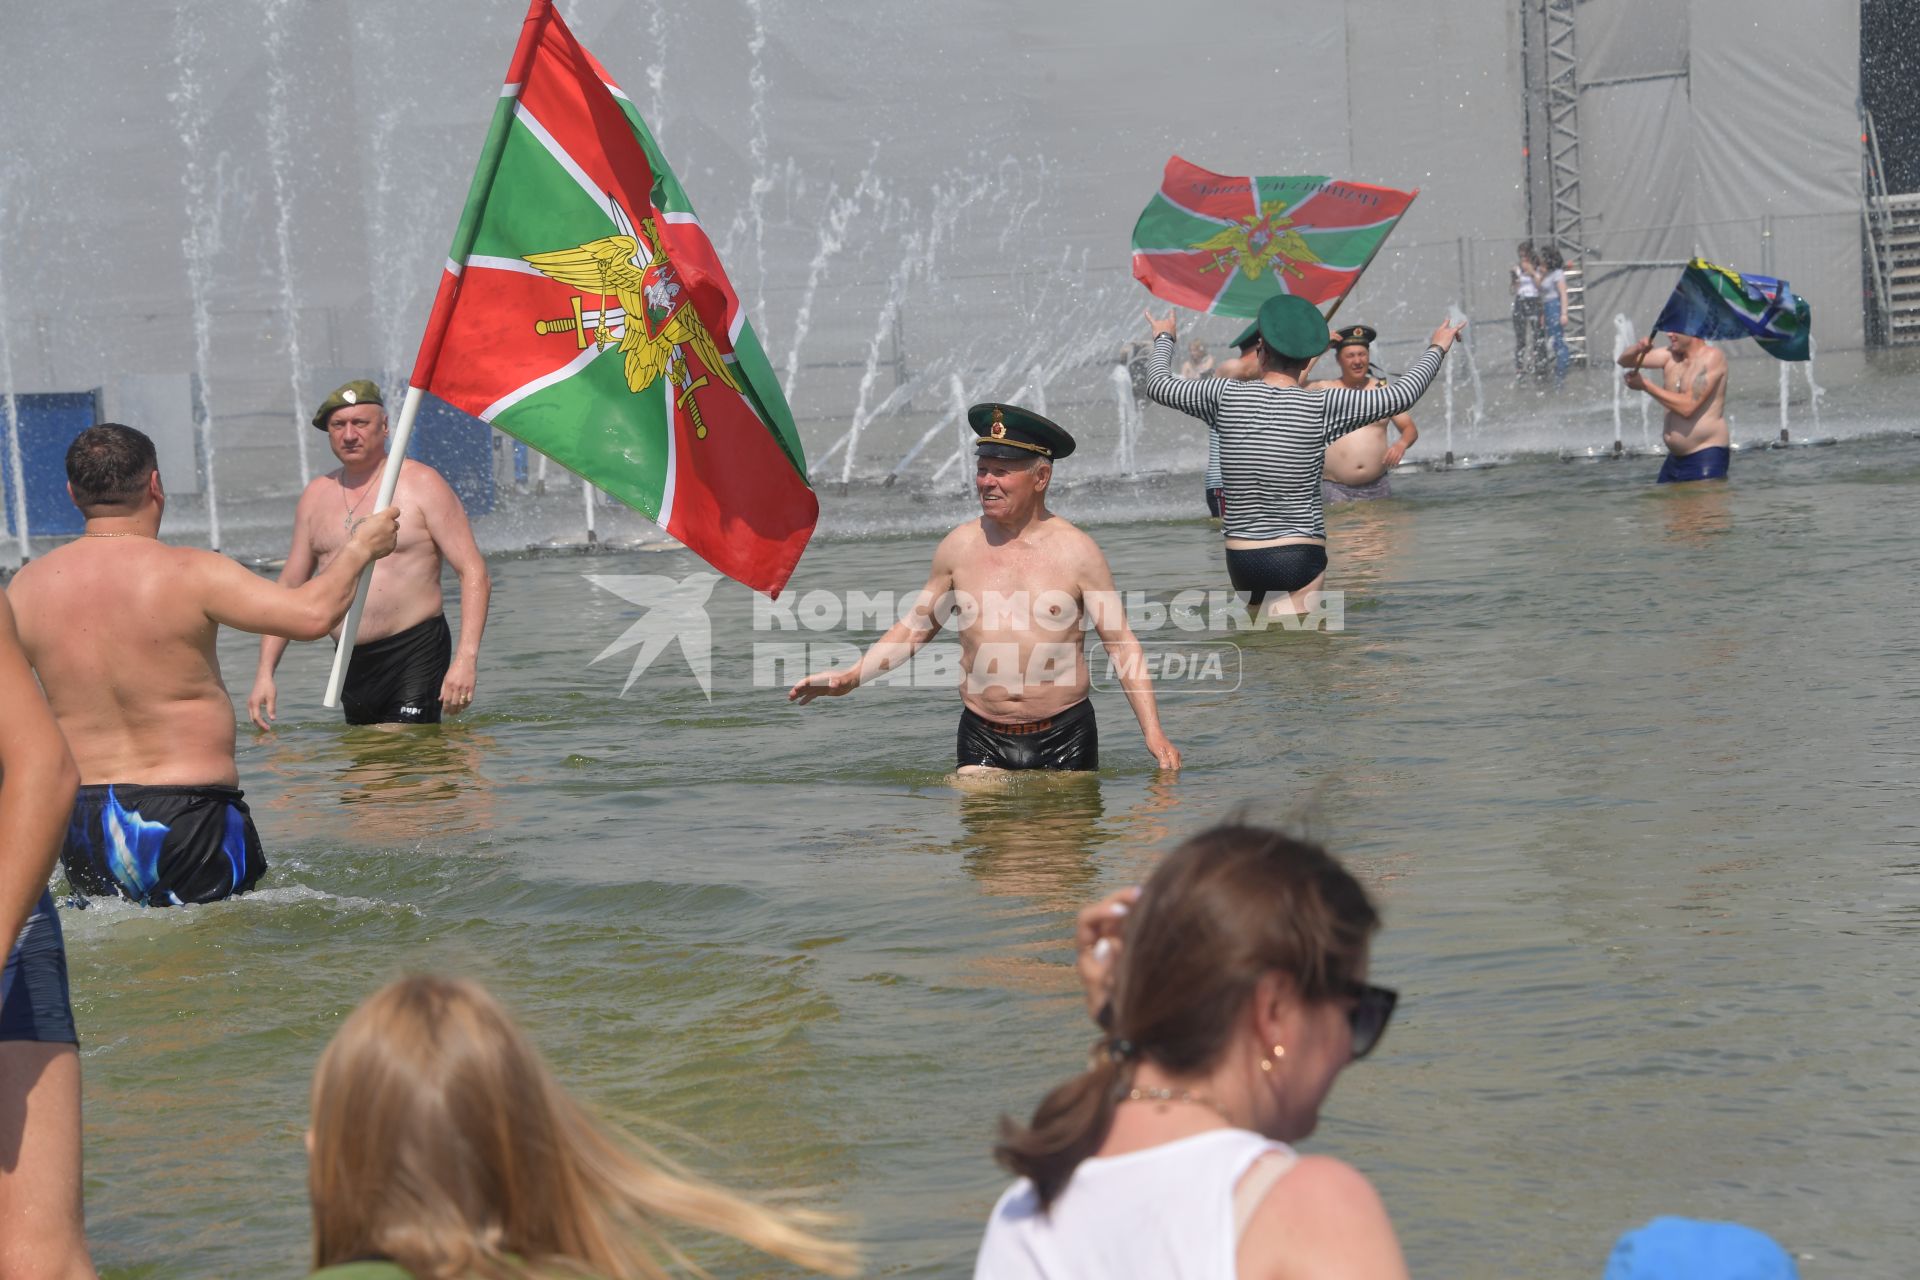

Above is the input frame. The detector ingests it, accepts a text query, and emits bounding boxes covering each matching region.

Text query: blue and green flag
[1652,258,1811,361]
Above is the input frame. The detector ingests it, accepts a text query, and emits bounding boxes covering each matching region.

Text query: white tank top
[973,1128,1297,1280]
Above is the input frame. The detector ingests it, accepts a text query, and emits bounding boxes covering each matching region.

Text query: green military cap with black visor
[1331,323,1379,350]
[969,403,1076,461]
[312,379,386,430]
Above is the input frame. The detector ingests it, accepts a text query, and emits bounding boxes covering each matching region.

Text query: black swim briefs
[1,890,77,1044]
[62,783,266,907]
[1224,544,1329,608]
[342,613,451,725]
[957,699,1099,772]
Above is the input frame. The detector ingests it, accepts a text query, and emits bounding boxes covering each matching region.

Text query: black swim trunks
[1205,485,1226,519]
[957,699,1099,772]
[1224,544,1329,608]
[62,784,266,907]
[1,890,77,1043]
[342,613,451,725]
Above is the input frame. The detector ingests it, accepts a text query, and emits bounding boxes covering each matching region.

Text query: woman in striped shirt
[1145,295,1462,617]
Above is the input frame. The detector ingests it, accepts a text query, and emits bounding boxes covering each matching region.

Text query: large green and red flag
[412,0,815,595]
[1131,156,1418,317]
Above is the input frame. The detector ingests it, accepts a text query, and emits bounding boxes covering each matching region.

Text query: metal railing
[1861,104,1898,343]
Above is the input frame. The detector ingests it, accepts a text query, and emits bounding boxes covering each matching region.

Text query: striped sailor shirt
[1148,333,1446,540]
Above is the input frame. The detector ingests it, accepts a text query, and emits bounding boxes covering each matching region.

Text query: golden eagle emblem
[525,200,739,438]
[1194,200,1324,282]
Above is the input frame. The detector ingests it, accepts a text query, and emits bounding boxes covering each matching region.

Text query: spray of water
[645,0,669,135]
[171,6,225,550]
[263,0,312,486]
[743,0,774,318]
[836,232,923,484]
[1778,359,1791,439]
[1804,337,1824,434]
[0,171,26,563]
[1110,363,1138,474]
[1611,313,1635,450]
[353,11,450,390]
[781,151,884,403]
[1023,364,1049,417]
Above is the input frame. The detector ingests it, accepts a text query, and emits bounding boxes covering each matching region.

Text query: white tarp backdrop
[0,0,1871,490]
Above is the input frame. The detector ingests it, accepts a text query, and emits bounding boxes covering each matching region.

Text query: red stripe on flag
[1281,261,1364,303]
[410,1,556,390]
[411,269,463,391]
[657,218,742,341]
[419,266,592,418]
[1290,184,1419,231]
[518,14,661,260]
[1133,249,1238,312]
[663,345,817,597]
[1156,155,1259,222]
[519,14,744,353]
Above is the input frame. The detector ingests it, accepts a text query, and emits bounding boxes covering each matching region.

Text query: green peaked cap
[967,402,1076,460]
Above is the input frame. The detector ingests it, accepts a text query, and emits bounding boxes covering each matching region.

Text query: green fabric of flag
[410,0,816,595]
[1131,156,1418,317]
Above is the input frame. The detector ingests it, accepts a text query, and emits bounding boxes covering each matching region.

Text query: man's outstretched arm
[206,508,399,642]
[789,555,956,705]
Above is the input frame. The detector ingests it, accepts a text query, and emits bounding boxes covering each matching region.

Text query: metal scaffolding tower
[1542,0,1588,364]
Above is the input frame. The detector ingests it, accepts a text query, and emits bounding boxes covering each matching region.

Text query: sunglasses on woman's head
[1343,983,1398,1060]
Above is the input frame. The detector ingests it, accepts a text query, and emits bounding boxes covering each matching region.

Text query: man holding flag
[250,380,492,727]
[1620,257,1814,485]
[1617,333,1731,484]
[317,0,820,709]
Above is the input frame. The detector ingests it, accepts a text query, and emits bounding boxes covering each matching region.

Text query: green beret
[1256,294,1331,360]
[1331,324,1378,350]
[967,402,1076,461]
[1230,320,1260,351]
[312,379,386,430]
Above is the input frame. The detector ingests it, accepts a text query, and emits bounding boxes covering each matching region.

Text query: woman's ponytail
[992,1039,1128,1210]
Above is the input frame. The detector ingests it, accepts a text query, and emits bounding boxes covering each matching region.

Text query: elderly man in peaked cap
[790,403,1179,774]
[1308,323,1420,503]
[250,379,492,729]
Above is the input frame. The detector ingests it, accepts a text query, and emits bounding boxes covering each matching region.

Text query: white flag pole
[322,384,426,708]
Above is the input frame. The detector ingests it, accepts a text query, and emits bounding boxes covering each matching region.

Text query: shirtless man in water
[251,380,491,727]
[1311,324,1418,502]
[8,424,398,906]
[1619,333,1730,483]
[788,404,1180,774]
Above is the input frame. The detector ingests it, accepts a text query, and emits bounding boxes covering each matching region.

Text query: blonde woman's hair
[309,975,858,1279]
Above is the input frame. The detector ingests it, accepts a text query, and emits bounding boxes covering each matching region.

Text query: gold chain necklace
[1122,1087,1232,1124]
[342,474,378,532]
[81,530,154,539]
